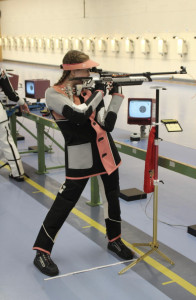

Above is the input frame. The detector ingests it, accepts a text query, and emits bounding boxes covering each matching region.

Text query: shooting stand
[119,87,175,275]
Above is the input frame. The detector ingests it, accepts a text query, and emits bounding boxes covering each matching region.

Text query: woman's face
[70,68,90,85]
[72,68,90,78]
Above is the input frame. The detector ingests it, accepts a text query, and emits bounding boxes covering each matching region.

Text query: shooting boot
[34,251,59,277]
[108,238,134,260]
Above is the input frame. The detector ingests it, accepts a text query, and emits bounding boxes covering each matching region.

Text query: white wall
[1,0,196,149]
[1,0,196,76]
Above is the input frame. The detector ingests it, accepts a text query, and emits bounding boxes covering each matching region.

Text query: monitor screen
[25,81,35,96]
[127,98,153,125]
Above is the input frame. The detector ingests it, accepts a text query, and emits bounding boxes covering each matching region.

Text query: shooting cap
[61,59,99,70]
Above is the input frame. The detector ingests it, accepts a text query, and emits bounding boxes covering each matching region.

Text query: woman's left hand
[20,102,30,113]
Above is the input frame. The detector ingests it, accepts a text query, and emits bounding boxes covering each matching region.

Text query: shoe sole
[9,175,24,182]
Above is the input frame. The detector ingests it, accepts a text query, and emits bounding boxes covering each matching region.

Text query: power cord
[140,193,188,230]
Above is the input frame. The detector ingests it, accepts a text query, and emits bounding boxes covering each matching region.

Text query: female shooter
[33,50,134,276]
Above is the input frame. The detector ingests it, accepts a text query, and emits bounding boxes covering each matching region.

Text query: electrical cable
[140,193,188,229]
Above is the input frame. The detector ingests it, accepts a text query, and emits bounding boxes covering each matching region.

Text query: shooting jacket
[46,85,124,179]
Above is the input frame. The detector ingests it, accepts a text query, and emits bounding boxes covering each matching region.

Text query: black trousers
[33,169,121,253]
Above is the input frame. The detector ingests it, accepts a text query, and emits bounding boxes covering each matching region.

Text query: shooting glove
[95,82,107,96]
[109,83,122,95]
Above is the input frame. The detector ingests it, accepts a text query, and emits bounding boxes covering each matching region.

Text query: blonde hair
[55,50,89,85]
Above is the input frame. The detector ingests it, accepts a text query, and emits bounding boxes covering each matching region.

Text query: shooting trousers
[33,169,121,253]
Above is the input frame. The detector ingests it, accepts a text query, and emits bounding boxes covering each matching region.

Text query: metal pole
[9,113,17,145]
[119,87,175,275]
[153,89,160,244]
[86,177,101,206]
[36,122,47,174]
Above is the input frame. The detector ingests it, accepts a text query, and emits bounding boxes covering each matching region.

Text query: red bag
[143,127,156,193]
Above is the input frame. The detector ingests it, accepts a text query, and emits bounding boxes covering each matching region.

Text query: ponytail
[54,70,70,86]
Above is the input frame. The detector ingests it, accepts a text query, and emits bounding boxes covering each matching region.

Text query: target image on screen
[129,100,151,118]
[127,98,153,125]
[26,82,35,96]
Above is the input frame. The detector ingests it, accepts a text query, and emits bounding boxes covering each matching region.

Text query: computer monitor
[127,98,153,125]
[25,79,50,100]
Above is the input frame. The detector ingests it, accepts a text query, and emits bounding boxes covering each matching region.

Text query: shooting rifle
[71,66,187,95]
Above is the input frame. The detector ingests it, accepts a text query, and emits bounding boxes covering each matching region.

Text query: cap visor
[62,59,99,70]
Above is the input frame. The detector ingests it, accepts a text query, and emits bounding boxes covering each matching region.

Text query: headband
[60,59,99,70]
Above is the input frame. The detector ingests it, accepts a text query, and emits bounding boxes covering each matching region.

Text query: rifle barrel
[71,67,187,86]
[111,70,186,78]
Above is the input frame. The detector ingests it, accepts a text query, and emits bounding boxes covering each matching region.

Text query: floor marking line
[0,161,10,171]
[162,280,175,286]
[82,225,92,228]
[44,259,135,281]
[2,166,195,297]
[25,177,56,200]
